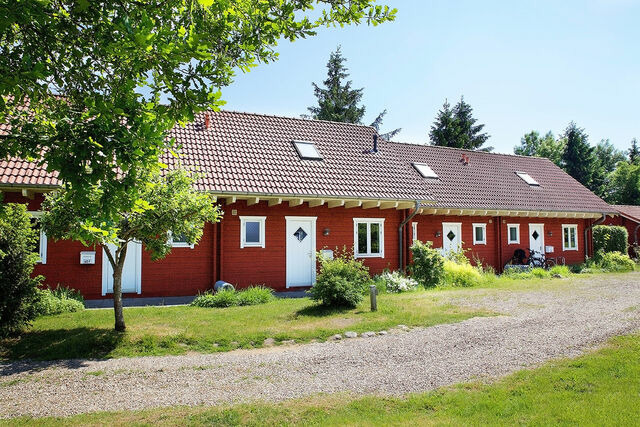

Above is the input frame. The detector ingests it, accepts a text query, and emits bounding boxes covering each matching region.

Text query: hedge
[593,225,628,255]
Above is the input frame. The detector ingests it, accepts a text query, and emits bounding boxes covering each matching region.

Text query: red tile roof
[613,205,640,222]
[1,110,615,214]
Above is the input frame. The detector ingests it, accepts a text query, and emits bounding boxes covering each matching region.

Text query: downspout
[584,213,607,259]
[399,200,422,272]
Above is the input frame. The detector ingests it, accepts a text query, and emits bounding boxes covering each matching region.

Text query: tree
[0,203,42,337]
[41,170,221,331]
[561,122,597,189]
[370,109,401,141]
[514,130,564,166]
[429,97,491,151]
[629,138,640,164]
[1,1,395,212]
[608,161,640,205]
[591,139,627,199]
[307,46,366,124]
[514,131,542,157]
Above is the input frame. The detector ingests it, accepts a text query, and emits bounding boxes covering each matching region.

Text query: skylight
[293,140,323,160]
[412,162,439,179]
[515,171,540,186]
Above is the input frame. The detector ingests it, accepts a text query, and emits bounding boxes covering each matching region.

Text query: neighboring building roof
[613,205,640,223]
[1,109,615,214]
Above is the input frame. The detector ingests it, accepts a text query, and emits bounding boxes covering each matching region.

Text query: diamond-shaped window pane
[293,227,307,242]
[532,231,539,240]
[447,230,456,241]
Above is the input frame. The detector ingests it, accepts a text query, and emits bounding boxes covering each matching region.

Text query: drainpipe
[584,213,607,259]
[399,200,422,272]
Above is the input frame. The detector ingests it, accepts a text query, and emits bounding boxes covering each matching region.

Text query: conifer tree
[629,138,640,164]
[307,47,366,123]
[429,97,491,151]
[561,122,597,189]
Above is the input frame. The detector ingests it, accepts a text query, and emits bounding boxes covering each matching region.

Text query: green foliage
[442,260,485,287]
[33,288,84,317]
[562,122,597,190]
[191,286,275,308]
[236,286,275,306]
[49,285,84,304]
[593,251,636,272]
[629,138,639,164]
[307,46,366,123]
[0,203,43,337]
[429,96,492,151]
[593,225,628,255]
[607,161,640,205]
[410,240,445,288]
[514,130,565,167]
[310,248,372,308]
[1,1,395,210]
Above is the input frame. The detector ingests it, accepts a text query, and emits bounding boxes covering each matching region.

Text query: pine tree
[307,47,366,124]
[561,122,597,189]
[629,138,640,164]
[429,97,491,151]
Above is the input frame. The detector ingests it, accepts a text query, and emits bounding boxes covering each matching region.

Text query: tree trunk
[109,244,128,332]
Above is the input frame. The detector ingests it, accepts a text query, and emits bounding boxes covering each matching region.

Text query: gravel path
[1,273,639,419]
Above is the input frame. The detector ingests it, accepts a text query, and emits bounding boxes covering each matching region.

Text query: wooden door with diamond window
[442,223,462,255]
[285,216,317,288]
[528,224,545,255]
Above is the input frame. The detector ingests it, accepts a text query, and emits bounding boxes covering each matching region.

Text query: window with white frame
[169,232,194,249]
[28,212,47,264]
[240,216,266,248]
[507,224,520,244]
[562,224,578,251]
[412,222,418,244]
[473,223,487,245]
[353,218,385,258]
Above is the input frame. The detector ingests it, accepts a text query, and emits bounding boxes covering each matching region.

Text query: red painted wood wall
[603,216,639,257]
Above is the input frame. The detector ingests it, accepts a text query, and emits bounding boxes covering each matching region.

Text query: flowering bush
[377,271,418,293]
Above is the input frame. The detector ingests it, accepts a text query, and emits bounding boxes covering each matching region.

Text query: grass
[0,291,489,361]
[6,333,640,425]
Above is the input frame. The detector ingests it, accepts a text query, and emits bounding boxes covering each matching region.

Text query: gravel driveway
[1,273,639,419]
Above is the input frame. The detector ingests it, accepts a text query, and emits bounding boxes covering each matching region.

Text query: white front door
[102,241,142,295]
[528,224,545,254]
[442,223,462,254]
[286,216,317,288]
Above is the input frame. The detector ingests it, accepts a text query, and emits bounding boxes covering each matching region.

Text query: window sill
[354,254,384,259]
[562,248,578,251]
[473,242,487,245]
[241,244,265,249]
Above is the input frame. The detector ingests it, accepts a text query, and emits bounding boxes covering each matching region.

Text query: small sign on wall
[80,251,96,264]
[545,246,554,253]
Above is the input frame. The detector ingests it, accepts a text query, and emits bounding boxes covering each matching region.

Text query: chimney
[460,153,469,165]
[372,134,378,153]
[204,113,210,129]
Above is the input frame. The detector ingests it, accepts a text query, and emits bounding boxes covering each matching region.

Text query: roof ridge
[385,140,556,162]
[211,109,377,131]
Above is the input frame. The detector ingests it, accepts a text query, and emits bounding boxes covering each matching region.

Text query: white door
[286,216,317,288]
[442,223,462,254]
[528,224,545,254]
[102,241,142,295]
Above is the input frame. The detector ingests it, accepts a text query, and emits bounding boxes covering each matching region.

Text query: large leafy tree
[41,170,221,331]
[561,122,597,189]
[429,96,491,151]
[591,139,627,199]
[514,130,565,167]
[608,161,640,205]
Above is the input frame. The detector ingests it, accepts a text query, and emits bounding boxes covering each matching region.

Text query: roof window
[412,162,439,179]
[515,171,540,186]
[293,140,322,160]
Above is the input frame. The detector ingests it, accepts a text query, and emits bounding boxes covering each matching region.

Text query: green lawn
[0,291,490,360]
[6,333,640,426]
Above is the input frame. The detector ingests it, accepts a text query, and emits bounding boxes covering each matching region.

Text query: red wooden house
[0,111,615,300]
[603,205,640,256]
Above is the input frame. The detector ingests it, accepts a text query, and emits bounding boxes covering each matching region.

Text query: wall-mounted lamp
[547,231,553,237]
[435,231,441,238]
[323,228,330,236]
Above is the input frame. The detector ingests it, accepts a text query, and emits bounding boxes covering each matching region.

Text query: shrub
[236,286,274,306]
[446,245,471,265]
[377,271,418,293]
[594,251,636,272]
[191,289,238,308]
[33,288,85,316]
[410,240,445,288]
[310,248,372,308]
[442,259,485,287]
[0,203,43,337]
[50,285,84,303]
[593,225,628,255]
[548,265,572,277]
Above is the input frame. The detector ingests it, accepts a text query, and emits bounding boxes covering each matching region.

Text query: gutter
[584,213,607,258]
[399,200,422,272]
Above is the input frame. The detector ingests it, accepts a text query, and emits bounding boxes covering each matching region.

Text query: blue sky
[220,0,640,154]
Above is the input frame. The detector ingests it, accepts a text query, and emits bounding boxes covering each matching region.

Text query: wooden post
[370,285,377,312]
